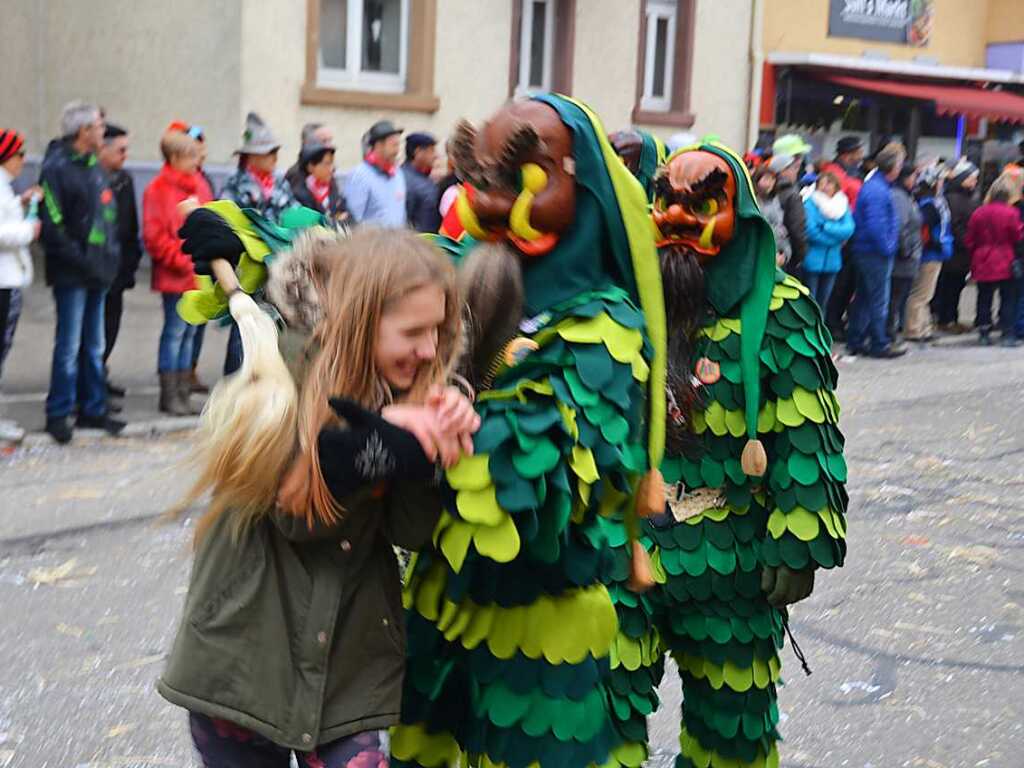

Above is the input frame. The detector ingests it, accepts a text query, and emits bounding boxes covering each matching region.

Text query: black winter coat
[776,178,808,274]
[402,163,442,234]
[108,168,143,291]
[39,140,120,289]
[944,185,979,273]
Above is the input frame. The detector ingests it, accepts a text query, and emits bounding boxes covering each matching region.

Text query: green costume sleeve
[757,274,847,571]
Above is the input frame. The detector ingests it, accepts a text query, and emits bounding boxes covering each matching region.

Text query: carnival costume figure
[390,93,669,768]
[637,141,849,768]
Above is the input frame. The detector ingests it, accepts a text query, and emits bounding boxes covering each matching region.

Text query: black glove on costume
[178,208,245,276]
[761,565,815,607]
[317,398,436,501]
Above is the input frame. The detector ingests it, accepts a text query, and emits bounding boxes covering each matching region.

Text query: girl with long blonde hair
[159,225,478,768]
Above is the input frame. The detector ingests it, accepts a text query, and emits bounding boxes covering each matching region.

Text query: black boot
[75,413,126,435]
[45,417,74,445]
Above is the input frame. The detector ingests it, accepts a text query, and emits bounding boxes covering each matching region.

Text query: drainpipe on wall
[746,0,765,151]
[35,0,47,155]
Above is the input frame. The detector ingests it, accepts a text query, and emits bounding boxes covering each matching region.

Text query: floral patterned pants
[189,713,389,768]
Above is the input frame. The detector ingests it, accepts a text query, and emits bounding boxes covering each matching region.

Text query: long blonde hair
[177,228,461,543]
[985,170,1023,205]
[285,229,460,527]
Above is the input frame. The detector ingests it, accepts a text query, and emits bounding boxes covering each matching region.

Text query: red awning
[820,74,1024,124]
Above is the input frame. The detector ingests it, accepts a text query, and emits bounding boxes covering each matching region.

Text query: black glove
[317,398,436,500]
[761,565,815,607]
[178,208,245,276]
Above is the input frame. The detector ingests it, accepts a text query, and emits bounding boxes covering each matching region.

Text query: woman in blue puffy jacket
[802,171,855,310]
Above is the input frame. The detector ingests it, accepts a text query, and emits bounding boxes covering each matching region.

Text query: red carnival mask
[652,150,737,263]
[449,101,576,258]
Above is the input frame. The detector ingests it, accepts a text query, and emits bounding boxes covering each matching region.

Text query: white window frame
[516,0,556,96]
[641,0,677,113]
[317,0,409,93]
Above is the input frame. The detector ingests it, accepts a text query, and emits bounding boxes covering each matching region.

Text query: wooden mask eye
[696,198,719,217]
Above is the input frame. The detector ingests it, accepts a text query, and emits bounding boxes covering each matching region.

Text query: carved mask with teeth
[652,150,738,263]
[450,100,576,258]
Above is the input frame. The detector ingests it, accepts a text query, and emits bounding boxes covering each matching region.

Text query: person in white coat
[0,128,41,443]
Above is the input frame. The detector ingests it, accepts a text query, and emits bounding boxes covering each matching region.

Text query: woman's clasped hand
[381,384,481,469]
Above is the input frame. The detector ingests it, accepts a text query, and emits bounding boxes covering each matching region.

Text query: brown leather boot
[189,366,209,394]
[177,371,202,415]
[159,371,188,416]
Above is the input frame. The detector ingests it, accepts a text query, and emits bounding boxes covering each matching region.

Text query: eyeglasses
[187,125,206,142]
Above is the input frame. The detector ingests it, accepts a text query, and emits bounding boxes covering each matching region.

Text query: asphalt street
[1,336,1023,767]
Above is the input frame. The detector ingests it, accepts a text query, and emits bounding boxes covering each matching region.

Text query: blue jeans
[847,253,894,354]
[0,288,22,381]
[191,322,205,368]
[802,271,838,313]
[47,285,108,420]
[159,292,197,373]
[224,321,242,375]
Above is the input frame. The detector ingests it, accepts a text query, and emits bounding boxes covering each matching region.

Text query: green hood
[667,140,777,449]
[680,142,777,318]
[436,94,668,476]
[529,93,668,475]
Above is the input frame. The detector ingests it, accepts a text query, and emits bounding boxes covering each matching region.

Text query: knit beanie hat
[950,158,979,186]
[0,130,25,164]
[917,163,943,190]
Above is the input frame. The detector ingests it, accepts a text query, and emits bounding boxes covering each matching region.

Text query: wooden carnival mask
[652,150,738,263]
[449,100,576,258]
[608,130,644,177]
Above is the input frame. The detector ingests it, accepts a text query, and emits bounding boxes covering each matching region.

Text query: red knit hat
[0,130,25,163]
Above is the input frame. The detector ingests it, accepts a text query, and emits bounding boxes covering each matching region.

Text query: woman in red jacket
[966,175,1024,346]
[143,131,213,413]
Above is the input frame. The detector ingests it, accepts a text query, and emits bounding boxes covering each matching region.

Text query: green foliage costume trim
[176,201,325,325]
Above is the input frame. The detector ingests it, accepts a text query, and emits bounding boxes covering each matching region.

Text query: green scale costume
[174,200,327,326]
[615,142,849,768]
[390,94,669,768]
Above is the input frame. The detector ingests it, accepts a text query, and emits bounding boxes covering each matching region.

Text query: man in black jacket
[96,123,142,395]
[40,101,125,443]
[769,152,809,274]
[402,132,441,233]
[933,159,979,332]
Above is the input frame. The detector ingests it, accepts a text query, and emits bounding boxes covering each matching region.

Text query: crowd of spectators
[0,102,456,444]
[746,134,1024,359]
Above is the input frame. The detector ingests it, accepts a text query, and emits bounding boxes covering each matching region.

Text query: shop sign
[828,0,933,47]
